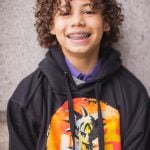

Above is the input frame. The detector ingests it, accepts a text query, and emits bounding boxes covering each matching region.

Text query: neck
[64,51,100,75]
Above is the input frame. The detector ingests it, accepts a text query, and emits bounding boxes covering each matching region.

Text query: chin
[68,49,90,55]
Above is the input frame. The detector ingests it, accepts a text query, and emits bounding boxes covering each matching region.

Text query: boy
[7,0,150,149]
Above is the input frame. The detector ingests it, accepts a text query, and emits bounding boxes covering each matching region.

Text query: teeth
[67,33,90,40]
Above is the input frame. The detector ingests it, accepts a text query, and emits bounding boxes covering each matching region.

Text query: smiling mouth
[67,33,91,40]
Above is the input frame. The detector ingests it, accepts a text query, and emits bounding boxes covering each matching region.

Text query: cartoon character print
[46,98,121,150]
[75,105,98,149]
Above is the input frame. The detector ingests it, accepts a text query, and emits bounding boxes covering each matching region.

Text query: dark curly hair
[34,0,124,49]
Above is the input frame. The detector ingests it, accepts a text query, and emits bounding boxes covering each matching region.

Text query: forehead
[59,0,93,7]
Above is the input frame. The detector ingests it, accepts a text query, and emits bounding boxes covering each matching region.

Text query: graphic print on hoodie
[46,97,121,150]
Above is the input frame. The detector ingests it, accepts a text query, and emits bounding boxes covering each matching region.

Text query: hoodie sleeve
[146,101,150,150]
[7,71,43,150]
[120,68,150,150]
[7,101,38,150]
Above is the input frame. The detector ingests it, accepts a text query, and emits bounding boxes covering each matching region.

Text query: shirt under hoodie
[65,57,102,82]
[7,45,150,150]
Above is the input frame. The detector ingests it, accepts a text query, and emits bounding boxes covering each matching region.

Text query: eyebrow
[59,2,93,9]
[82,2,93,8]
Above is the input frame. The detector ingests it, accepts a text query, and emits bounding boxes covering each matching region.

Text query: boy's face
[51,0,107,58]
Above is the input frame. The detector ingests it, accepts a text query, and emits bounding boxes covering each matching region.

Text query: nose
[70,13,85,27]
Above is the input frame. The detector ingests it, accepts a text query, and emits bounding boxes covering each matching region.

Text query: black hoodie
[7,46,150,150]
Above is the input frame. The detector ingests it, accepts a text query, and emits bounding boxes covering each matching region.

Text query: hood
[39,45,122,92]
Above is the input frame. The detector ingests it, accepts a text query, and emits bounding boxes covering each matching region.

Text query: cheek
[94,16,105,29]
[96,20,104,29]
[55,24,66,36]
[89,18,104,30]
[55,18,67,27]
[92,23,105,37]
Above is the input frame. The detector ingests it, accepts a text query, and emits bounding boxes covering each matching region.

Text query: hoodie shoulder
[120,66,146,89]
[118,66,149,102]
[9,68,43,107]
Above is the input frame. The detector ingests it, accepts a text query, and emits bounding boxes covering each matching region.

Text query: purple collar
[65,58,101,82]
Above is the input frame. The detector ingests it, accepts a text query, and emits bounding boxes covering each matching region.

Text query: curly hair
[34,0,124,49]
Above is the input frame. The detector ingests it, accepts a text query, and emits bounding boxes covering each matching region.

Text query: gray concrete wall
[0,0,150,111]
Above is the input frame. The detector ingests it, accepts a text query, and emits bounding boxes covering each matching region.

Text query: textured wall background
[0,0,150,111]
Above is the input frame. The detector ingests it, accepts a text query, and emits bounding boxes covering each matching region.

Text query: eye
[59,11,70,16]
[80,131,86,137]
[82,10,96,15]
[60,11,70,16]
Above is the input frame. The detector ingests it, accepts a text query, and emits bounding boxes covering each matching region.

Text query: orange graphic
[46,97,121,150]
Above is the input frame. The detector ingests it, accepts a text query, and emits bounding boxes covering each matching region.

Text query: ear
[50,23,56,35]
[50,28,56,35]
[104,22,110,32]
